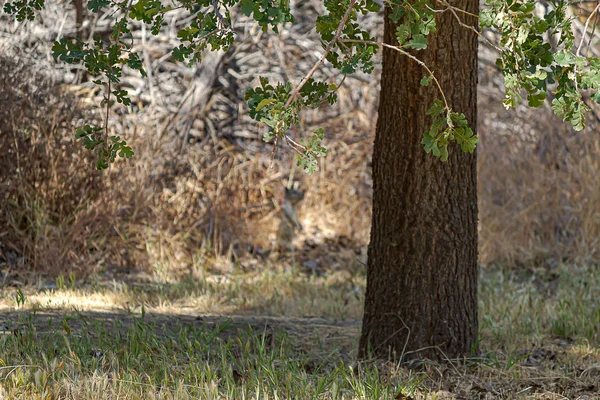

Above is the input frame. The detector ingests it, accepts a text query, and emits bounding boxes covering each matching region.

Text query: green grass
[1,263,600,399]
[0,312,414,399]
[479,264,600,348]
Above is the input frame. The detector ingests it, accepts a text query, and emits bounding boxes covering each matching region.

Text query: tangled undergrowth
[2,2,600,278]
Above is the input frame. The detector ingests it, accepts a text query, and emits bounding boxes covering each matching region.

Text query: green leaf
[480,10,493,27]
[457,128,478,153]
[389,6,405,23]
[421,131,439,154]
[554,51,574,67]
[88,0,110,12]
[527,91,546,107]
[503,95,516,110]
[439,144,448,161]
[240,0,257,17]
[118,144,134,158]
[364,0,380,12]
[516,25,530,45]
[255,98,277,111]
[395,24,410,46]
[420,75,432,87]
[426,99,445,116]
[406,34,428,50]
[172,45,192,62]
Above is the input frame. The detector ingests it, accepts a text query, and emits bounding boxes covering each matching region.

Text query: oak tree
[359,1,478,360]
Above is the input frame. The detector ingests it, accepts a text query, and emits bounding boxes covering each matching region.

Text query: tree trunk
[359,2,479,360]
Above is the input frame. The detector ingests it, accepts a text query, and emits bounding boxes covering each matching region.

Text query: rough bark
[359,2,479,361]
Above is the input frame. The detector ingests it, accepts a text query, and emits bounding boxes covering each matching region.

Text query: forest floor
[1,261,599,399]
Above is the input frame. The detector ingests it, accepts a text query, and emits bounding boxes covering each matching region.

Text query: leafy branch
[5,0,600,170]
[339,38,477,160]
[285,0,358,108]
[340,38,448,109]
[247,0,360,171]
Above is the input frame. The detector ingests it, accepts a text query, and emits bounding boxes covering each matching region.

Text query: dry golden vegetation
[2,0,600,398]
[0,1,377,278]
[2,1,600,277]
[478,47,600,267]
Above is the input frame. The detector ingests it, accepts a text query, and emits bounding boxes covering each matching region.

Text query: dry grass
[0,55,106,274]
[0,0,376,277]
[478,56,600,266]
[0,265,364,320]
[2,2,600,277]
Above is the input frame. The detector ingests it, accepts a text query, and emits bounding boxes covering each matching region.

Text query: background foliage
[1,0,600,274]
[6,0,599,169]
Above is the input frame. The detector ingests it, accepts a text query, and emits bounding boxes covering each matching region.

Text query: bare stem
[269,135,279,169]
[587,11,599,55]
[434,1,502,53]
[105,79,111,147]
[212,0,231,29]
[285,134,306,152]
[577,2,600,56]
[339,39,449,111]
[436,0,478,19]
[269,0,357,167]
[573,2,600,92]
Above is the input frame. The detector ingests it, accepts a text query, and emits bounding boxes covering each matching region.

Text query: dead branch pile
[0,1,377,276]
[1,1,600,277]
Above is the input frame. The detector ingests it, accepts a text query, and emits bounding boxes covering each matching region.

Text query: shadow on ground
[1,309,361,361]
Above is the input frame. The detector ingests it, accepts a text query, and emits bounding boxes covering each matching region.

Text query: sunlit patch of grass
[1,266,365,320]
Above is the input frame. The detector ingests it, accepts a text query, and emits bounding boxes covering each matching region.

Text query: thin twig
[269,135,279,169]
[340,39,449,110]
[434,1,502,53]
[284,0,357,108]
[212,0,231,29]
[449,7,501,52]
[284,134,306,152]
[574,3,600,92]
[577,2,600,56]
[268,0,357,167]
[105,79,111,146]
[436,0,478,18]
[586,10,599,55]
